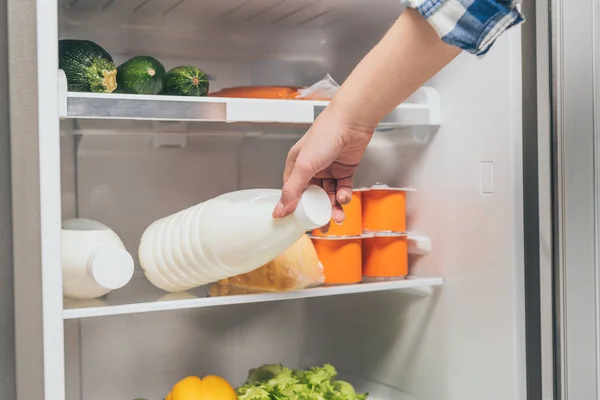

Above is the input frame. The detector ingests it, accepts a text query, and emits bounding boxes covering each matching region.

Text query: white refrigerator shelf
[57,70,441,126]
[63,276,443,319]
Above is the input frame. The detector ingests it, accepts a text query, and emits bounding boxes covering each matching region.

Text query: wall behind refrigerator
[0,0,17,398]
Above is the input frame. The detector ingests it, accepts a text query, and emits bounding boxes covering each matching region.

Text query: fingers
[330,204,345,225]
[323,178,345,225]
[273,159,315,218]
[309,177,322,187]
[322,179,337,204]
[335,176,354,205]
[283,137,304,183]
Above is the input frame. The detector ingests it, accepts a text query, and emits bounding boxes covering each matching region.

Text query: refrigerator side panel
[7,0,64,398]
[0,0,16,398]
[553,0,600,397]
[531,0,555,397]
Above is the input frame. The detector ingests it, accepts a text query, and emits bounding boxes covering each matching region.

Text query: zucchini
[116,56,165,95]
[59,39,117,93]
[163,66,209,97]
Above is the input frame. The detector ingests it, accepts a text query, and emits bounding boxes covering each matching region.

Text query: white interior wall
[299,29,525,400]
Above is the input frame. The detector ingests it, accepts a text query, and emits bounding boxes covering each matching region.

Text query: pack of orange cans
[309,183,413,284]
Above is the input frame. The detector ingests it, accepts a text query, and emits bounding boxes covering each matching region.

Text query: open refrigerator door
[5,0,534,399]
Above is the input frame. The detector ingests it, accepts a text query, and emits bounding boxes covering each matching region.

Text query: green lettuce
[237,364,368,400]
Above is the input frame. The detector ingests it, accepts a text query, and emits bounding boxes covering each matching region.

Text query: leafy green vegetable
[246,364,291,385]
[238,385,271,400]
[237,363,368,400]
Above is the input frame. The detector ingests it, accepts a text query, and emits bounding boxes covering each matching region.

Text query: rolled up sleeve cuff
[401,0,525,56]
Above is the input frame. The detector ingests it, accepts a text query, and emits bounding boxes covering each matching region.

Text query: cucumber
[163,66,209,97]
[116,56,165,95]
[59,40,117,93]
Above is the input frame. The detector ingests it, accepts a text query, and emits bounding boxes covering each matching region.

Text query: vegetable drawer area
[64,290,438,399]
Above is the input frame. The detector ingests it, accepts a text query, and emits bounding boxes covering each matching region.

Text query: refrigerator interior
[57,0,526,399]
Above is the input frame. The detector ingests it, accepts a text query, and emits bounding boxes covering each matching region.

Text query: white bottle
[139,185,331,292]
[61,219,135,299]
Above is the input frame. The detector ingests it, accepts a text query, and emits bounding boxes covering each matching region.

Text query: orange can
[312,191,362,237]
[362,234,408,279]
[362,185,408,233]
[311,236,362,285]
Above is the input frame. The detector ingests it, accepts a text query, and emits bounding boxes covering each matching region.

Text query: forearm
[330,8,460,128]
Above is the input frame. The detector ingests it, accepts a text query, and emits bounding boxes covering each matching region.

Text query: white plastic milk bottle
[138,185,331,292]
[62,219,135,299]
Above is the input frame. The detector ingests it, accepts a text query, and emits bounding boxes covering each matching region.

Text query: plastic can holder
[362,233,408,280]
[312,191,363,237]
[361,184,413,233]
[310,236,362,285]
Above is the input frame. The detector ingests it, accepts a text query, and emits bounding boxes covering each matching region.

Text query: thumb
[273,160,315,218]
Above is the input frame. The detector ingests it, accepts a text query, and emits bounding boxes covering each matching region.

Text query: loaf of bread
[209,234,324,296]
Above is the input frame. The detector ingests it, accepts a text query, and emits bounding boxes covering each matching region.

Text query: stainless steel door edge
[552,0,600,397]
[7,0,64,398]
[0,0,16,398]
[594,0,600,395]
[522,0,554,398]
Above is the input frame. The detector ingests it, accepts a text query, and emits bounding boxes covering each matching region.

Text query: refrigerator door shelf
[57,70,441,126]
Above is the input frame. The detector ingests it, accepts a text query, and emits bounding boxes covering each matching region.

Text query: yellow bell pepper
[167,375,237,400]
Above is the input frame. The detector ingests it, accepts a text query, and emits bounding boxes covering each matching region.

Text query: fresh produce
[163,66,209,97]
[208,86,301,99]
[165,375,237,400]
[116,56,166,95]
[237,363,367,400]
[58,39,117,93]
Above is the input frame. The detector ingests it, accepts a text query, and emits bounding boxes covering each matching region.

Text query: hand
[271,8,459,228]
[272,104,374,229]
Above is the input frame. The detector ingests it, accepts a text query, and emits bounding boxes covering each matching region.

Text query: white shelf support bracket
[395,285,436,298]
[408,233,433,256]
[57,70,68,118]
[421,86,442,125]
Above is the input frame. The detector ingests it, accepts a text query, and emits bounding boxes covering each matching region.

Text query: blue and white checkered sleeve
[401,0,524,56]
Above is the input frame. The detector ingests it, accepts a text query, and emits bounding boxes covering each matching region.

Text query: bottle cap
[293,185,332,230]
[89,246,135,290]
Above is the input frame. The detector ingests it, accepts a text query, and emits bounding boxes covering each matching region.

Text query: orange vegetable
[167,375,237,400]
[208,85,331,101]
[209,86,301,99]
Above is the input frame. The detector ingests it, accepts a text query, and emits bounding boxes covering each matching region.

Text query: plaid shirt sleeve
[401,0,524,56]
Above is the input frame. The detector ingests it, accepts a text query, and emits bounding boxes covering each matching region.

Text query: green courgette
[163,66,209,97]
[59,39,117,93]
[116,56,165,95]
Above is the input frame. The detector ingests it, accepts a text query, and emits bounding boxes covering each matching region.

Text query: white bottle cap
[88,246,135,290]
[293,185,332,230]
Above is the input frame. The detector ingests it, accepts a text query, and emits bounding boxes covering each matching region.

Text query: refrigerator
[2,0,597,398]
